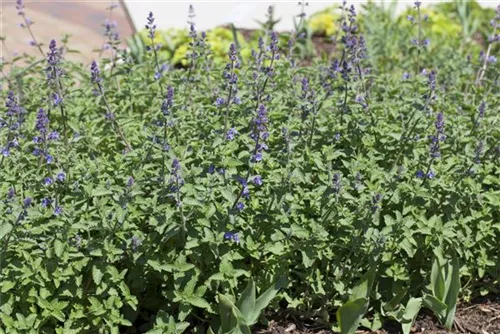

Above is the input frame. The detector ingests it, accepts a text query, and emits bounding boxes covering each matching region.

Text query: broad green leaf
[430,257,445,302]
[443,253,460,329]
[218,294,240,333]
[337,298,369,334]
[236,279,256,325]
[422,294,447,319]
[253,276,287,324]
[401,297,422,334]
[351,265,376,301]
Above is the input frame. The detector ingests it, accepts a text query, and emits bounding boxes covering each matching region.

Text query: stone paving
[1,1,134,64]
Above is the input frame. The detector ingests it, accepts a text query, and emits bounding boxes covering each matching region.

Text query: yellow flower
[399,8,462,37]
[172,44,189,66]
[309,12,338,36]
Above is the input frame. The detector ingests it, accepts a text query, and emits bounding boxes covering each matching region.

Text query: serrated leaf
[0,223,13,241]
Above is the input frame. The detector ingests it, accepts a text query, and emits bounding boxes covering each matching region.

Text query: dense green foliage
[1,1,499,333]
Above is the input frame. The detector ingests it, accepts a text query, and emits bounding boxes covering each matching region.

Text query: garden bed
[257,295,500,334]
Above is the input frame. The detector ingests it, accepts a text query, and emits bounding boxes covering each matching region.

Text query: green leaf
[185,296,211,309]
[0,223,13,241]
[218,294,240,333]
[351,265,376,301]
[236,279,256,325]
[430,257,446,302]
[337,298,369,334]
[443,253,460,329]
[422,294,447,319]
[221,189,237,204]
[252,276,287,325]
[1,281,16,293]
[401,298,422,334]
[54,239,65,258]
[92,266,103,285]
[91,188,113,197]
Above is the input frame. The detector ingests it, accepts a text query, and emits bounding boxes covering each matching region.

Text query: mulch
[255,295,500,334]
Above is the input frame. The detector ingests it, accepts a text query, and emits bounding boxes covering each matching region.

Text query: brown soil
[254,295,500,334]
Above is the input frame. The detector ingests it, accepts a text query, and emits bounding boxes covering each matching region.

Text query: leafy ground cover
[0,1,499,334]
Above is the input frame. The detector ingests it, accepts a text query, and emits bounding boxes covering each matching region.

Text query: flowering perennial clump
[0,3,499,334]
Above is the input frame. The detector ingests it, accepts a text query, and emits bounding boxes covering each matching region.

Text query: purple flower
[131,235,142,251]
[48,131,59,141]
[46,155,53,164]
[428,70,437,91]
[226,127,238,141]
[56,172,66,182]
[16,0,24,15]
[161,86,174,116]
[215,97,226,107]
[251,104,269,162]
[127,176,134,187]
[333,173,342,193]
[371,193,383,212]
[54,206,63,216]
[43,177,53,186]
[207,164,215,174]
[407,15,415,23]
[41,198,52,208]
[402,72,410,80]
[427,170,435,179]
[1,148,9,157]
[52,93,62,106]
[414,1,422,8]
[7,188,15,200]
[35,108,49,135]
[23,197,32,207]
[90,61,101,84]
[253,175,263,186]
[416,170,425,178]
[46,39,60,68]
[301,77,310,97]
[146,12,156,40]
[236,202,244,211]
[224,231,240,243]
[5,91,22,117]
[228,43,237,62]
[488,55,497,63]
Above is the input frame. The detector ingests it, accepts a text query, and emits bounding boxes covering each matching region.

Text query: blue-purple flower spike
[90,61,101,84]
[146,12,156,40]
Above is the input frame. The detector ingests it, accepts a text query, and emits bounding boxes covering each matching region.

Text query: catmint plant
[476,5,500,84]
[15,0,44,57]
[145,12,166,91]
[219,43,241,139]
[90,60,132,152]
